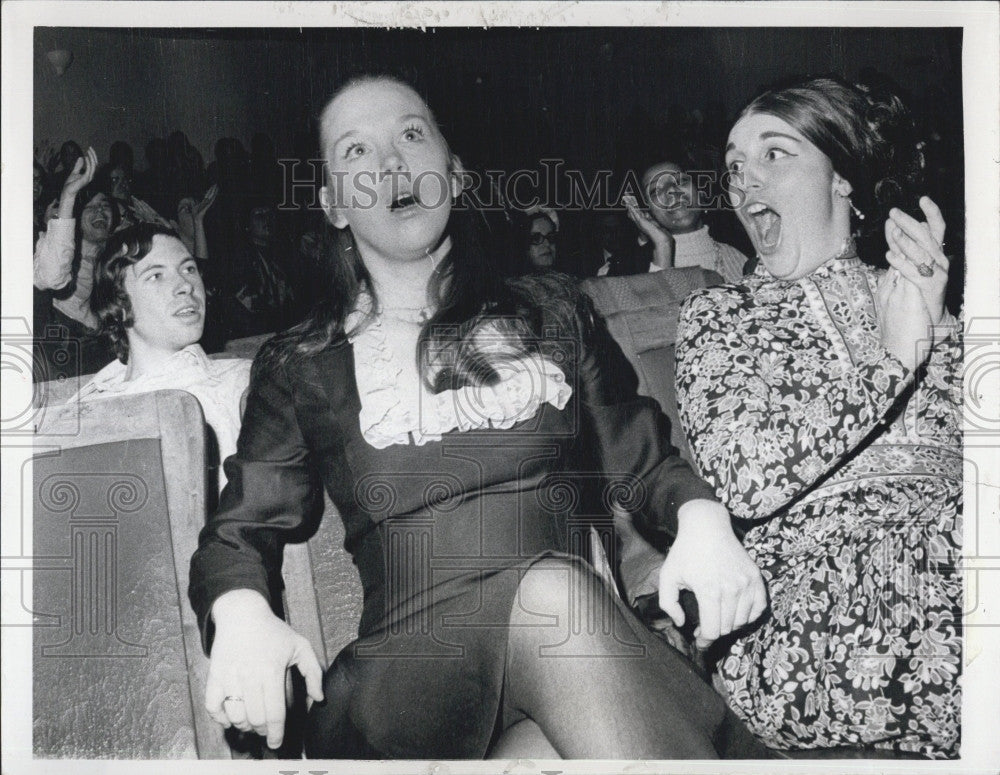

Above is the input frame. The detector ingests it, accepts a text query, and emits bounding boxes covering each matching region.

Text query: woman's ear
[320,185,348,229]
[832,173,853,199]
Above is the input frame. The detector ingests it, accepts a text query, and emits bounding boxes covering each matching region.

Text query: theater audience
[593,209,650,277]
[213,199,296,340]
[75,223,251,491]
[189,73,772,761]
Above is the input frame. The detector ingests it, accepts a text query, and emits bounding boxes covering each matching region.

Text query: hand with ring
[883,196,950,324]
[204,589,325,749]
[876,196,951,368]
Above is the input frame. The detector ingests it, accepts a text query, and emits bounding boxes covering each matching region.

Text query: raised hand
[623,194,672,245]
[130,196,173,228]
[60,147,98,200]
[658,499,767,649]
[877,197,951,366]
[623,194,675,270]
[204,589,324,749]
[885,197,949,327]
[192,184,219,221]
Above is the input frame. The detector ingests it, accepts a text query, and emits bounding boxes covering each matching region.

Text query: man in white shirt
[72,222,251,491]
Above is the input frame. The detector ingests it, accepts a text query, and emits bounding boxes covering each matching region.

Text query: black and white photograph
[2,2,998,772]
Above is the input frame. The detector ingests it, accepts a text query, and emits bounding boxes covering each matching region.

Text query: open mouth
[745,201,782,251]
[173,305,202,320]
[91,217,109,229]
[389,192,420,212]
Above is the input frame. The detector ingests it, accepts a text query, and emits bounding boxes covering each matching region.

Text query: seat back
[580,267,720,461]
[32,390,231,759]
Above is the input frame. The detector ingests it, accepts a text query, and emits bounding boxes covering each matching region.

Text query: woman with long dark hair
[675,77,962,757]
[189,74,772,760]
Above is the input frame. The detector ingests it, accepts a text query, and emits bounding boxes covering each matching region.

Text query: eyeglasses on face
[529,232,557,246]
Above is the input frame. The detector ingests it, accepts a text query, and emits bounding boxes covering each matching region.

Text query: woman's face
[642,162,701,234]
[320,80,454,266]
[725,112,852,281]
[80,193,113,243]
[527,217,557,268]
[34,167,44,203]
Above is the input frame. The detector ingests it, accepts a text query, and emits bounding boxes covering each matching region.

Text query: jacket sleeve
[188,357,324,653]
[33,218,76,291]
[674,286,915,522]
[572,298,716,543]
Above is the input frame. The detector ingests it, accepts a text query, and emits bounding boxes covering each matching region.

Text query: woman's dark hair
[47,182,124,305]
[91,222,181,362]
[737,76,924,260]
[256,74,588,391]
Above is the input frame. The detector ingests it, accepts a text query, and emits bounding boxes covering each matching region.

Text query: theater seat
[580,267,722,460]
[32,390,231,758]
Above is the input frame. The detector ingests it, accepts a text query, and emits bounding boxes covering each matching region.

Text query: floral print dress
[675,255,962,757]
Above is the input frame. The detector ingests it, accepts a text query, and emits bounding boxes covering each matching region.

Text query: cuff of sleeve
[48,218,76,239]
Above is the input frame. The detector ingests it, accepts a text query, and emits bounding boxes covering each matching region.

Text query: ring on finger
[916,261,935,277]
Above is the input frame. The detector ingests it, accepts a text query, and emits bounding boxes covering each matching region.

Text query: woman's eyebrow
[331,129,359,147]
[759,131,801,143]
[726,131,801,152]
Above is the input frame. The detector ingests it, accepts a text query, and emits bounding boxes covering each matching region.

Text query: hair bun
[855,80,924,218]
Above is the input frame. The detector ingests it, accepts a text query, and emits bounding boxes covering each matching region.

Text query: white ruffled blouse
[346,293,573,449]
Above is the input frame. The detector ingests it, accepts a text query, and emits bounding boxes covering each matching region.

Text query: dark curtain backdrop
[35,26,962,179]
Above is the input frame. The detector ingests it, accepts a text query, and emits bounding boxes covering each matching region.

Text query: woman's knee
[511,558,597,625]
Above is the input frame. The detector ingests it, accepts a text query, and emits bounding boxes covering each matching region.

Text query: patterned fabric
[675,255,962,757]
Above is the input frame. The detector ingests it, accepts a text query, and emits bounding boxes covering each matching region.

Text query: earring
[849,198,865,221]
[427,248,439,270]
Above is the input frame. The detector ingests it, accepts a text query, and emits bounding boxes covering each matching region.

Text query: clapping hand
[131,196,174,228]
[623,194,673,246]
[60,147,98,200]
[192,184,219,222]
[876,197,950,367]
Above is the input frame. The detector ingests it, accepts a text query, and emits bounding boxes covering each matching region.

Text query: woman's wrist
[210,588,272,624]
[676,498,733,534]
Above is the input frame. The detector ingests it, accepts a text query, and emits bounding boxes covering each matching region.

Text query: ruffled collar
[345,291,573,449]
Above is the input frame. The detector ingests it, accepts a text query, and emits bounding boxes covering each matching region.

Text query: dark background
[34,26,965,275]
[34,26,963,174]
